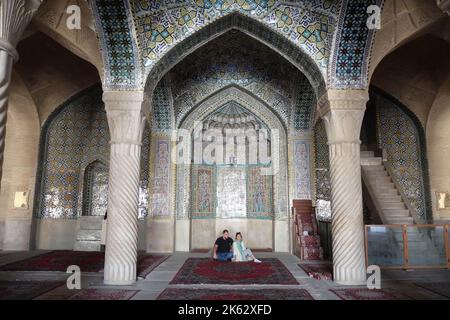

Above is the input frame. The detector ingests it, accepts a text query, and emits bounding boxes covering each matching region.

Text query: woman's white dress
[233,241,254,262]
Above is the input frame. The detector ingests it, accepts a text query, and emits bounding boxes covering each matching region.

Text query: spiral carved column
[103,91,146,285]
[0,51,13,188]
[0,0,42,188]
[319,90,369,285]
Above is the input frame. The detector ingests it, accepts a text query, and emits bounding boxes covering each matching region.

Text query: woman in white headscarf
[232,232,261,263]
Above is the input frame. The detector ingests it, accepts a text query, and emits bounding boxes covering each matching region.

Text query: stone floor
[0,251,449,300]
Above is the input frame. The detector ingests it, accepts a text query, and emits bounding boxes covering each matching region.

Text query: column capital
[103,91,146,145]
[318,89,369,116]
[437,0,450,15]
[318,89,369,145]
[0,0,43,60]
[102,90,145,111]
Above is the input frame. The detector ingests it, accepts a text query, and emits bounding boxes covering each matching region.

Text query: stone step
[74,241,101,252]
[364,169,388,175]
[362,165,385,172]
[370,182,394,189]
[361,157,383,166]
[378,195,403,203]
[365,172,389,179]
[76,229,101,241]
[391,231,433,243]
[371,182,396,189]
[380,202,406,210]
[385,217,414,224]
[373,183,397,191]
[368,176,392,183]
[383,209,410,217]
[362,161,417,227]
[374,188,399,196]
[372,181,395,188]
[360,151,375,158]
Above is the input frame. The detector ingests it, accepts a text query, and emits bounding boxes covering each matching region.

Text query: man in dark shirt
[213,229,233,262]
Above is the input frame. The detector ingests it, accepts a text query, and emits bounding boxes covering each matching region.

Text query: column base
[334,279,367,286]
[103,278,137,286]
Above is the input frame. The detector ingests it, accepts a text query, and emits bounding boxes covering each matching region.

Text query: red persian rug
[0,251,105,272]
[170,258,299,285]
[298,262,333,280]
[414,282,450,299]
[67,289,139,300]
[330,288,413,300]
[0,281,64,300]
[157,288,313,300]
[0,250,168,276]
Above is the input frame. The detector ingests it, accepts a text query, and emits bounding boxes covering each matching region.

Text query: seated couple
[213,230,262,263]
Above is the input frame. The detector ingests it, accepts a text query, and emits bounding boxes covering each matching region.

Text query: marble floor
[0,251,449,300]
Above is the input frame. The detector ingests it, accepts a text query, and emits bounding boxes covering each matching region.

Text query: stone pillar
[319,89,369,285]
[0,0,42,189]
[103,91,146,285]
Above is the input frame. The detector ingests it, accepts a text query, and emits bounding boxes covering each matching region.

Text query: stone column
[103,91,146,285]
[0,0,42,189]
[319,89,369,285]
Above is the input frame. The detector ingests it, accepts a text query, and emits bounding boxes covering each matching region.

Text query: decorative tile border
[89,0,142,89]
[330,0,385,88]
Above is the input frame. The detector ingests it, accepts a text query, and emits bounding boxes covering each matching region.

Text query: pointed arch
[174,86,290,252]
[144,12,327,100]
[80,160,108,217]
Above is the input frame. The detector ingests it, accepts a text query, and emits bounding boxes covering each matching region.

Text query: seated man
[213,229,233,262]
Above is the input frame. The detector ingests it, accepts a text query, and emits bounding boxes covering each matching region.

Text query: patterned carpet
[67,289,139,300]
[0,251,105,272]
[0,251,168,277]
[157,288,313,300]
[330,288,413,300]
[0,281,64,300]
[170,258,299,285]
[298,262,333,280]
[414,282,450,299]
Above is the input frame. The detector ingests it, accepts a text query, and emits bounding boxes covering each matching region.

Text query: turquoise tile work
[34,85,151,220]
[131,0,339,71]
[314,118,331,222]
[375,90,431,222]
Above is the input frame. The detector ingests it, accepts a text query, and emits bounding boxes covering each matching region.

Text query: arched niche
[81,160,109,217]
[174,86,290,252]
[32,84,151,250]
